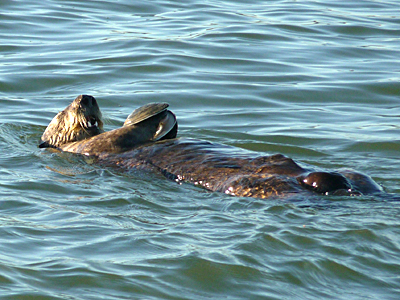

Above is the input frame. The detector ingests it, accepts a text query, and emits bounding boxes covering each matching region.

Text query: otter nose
[79,95,97,106]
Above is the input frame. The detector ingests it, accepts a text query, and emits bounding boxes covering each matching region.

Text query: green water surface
[0,1,399,299]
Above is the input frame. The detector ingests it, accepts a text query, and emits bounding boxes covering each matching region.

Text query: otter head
[39,95,104,148]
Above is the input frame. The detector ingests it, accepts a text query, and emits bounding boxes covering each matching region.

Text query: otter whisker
[79,119,90,135]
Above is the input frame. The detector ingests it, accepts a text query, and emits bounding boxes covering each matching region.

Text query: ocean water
[0,0,400,299]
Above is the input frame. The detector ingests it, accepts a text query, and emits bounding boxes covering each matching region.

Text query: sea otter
[39,95,383,198]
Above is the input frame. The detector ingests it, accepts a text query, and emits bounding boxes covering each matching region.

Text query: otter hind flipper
[298,171,353,195]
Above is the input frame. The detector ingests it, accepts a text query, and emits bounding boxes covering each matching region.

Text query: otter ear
[153,111,177,141]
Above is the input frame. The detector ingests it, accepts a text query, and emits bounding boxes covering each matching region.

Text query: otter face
[39,95,104,148]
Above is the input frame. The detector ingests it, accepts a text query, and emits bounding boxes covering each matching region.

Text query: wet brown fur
[40,95,103,148]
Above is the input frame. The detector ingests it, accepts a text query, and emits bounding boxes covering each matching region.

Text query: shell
[152,110,177,141]
[123,102,169,126]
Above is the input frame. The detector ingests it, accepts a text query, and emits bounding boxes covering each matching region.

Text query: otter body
[40,95,383,199]
[98,139,381,198]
